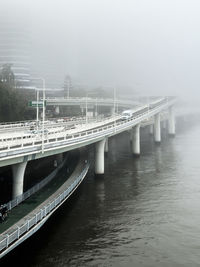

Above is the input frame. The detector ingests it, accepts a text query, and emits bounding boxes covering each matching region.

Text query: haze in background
[1,0,200,101]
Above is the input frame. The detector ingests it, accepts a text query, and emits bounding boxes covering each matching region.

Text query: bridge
[45,96,140,106]
[0,96,176,200]
[45,96,141,114]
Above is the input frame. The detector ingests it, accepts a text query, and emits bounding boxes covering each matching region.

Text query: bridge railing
[0,162,90,254]
[0,97,175,159]
[45,96,137,104]
[0,116,85,132]
[0,114,109,133]
[0,115,121,148]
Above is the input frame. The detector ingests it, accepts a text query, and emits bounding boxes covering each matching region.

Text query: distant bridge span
[45,96,140,109]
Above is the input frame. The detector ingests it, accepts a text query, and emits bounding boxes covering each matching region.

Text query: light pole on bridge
[31,77,46,153]
[85,91,98,124]
[113,87,117,131]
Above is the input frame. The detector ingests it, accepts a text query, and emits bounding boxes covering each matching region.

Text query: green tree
[0,81,35,122]
[0,64,15,87]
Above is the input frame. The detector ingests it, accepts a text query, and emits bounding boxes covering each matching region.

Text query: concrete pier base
[129,130,133,143]
[12,162,27,199]
[131,124,140,156]
[168,106,175,137]
[149,124,153,135]
[95,139,106,175]
[154,113,161,144]
[104,138,109,153]
[110,106,115,116]
[55,106,60,114]
[162,120,167,130]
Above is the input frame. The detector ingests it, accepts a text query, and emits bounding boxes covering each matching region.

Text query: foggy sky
[1,0,200,98]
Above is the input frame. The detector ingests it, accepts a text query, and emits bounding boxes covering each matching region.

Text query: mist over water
[2,118,200,266]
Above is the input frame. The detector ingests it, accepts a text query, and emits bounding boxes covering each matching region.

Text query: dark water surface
[2,121,200,267]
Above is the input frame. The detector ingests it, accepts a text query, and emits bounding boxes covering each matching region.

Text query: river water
[2,118,200,267]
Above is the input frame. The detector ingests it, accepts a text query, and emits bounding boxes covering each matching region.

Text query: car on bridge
[121,110,134,120]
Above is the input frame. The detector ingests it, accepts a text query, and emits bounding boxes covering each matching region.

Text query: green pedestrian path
[0,152,79,234]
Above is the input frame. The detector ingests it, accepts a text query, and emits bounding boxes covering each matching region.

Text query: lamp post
[113,87,117,131]
[113,86,116,115]
[95,97,98,120]
[36,89,39,129]
[31,77,46,153]
[102,85,117,129]
[64,75,71,98]
[85,91,98,124]
[85,94,88,124]
[67,79,70,98]
[42,78,46,153]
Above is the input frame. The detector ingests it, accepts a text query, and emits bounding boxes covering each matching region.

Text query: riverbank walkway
[0,149,89,257]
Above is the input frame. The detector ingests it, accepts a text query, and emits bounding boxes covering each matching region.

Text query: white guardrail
[0,116,87,131]
[0,162,89,253]
[0,97,175,160]
[45,96,137,105]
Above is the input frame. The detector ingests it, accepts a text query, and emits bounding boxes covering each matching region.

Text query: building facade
[0,23,31,87]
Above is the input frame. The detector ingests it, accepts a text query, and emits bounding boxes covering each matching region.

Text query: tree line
[0,64,35,122]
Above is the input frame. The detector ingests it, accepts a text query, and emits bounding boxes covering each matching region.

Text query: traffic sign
[28,100,46,107]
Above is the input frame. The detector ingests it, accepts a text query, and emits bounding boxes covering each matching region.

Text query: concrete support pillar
[110,106,115,116]
[149,124,153,135]
[12,162,27,199]
[168,106,175,136]
[154,113,161,143]
[95,138,106,174]
[129,129,133,143]
[131,124,140,156]
[162,120,167,129]
[55,106,60,114]
[93,107,98,118]
[56,153,63,165]
[104,138,109,153]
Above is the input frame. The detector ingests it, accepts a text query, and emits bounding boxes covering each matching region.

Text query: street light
[95,97,98,119]
[113,86,116,116]
[41,78,46,153]
[85,94,88,124]
[31,77,46,153]
[36,89,39,129]
[101,85,117,130]
[102,85,116,116]
[113,87,117,131]
[85,91,98,124]
[67,79,70,98]
[64,75,71,98]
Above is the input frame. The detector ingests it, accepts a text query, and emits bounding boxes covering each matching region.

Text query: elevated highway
[0,96,176,199]
[0,97,175,166]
